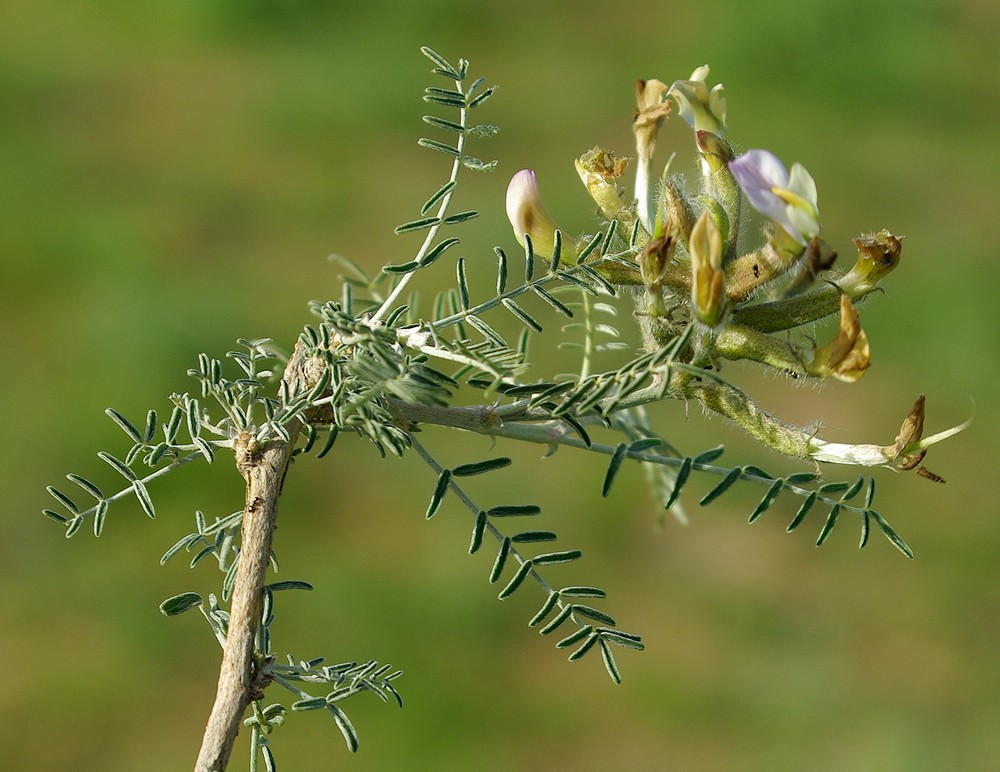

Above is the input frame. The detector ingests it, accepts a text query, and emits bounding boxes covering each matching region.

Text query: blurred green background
[4,1,998,769]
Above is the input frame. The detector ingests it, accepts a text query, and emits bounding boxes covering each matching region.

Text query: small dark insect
[916,466,945,484]
[247,495,263,513]
[753,263,760,278]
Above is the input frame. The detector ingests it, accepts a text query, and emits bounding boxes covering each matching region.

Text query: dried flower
[633,79,671,235]
[839,230,903,295]
[633,79,671,160]
[803,294,870,382]
[809,394,970,470]
[575,147,630,221]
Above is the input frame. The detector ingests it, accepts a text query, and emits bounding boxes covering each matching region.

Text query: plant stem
[371,77,469,323]
[194,435,293,771]
[194,346,324,771]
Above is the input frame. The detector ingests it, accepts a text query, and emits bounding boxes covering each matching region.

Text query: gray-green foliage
[42,46,948,766]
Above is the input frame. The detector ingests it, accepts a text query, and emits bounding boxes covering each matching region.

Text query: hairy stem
[682,378,812,458]
[729,280,879,333]
[713,323,805,374]
[387,375,817,463]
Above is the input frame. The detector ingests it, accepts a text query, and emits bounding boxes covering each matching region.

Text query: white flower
[668,65,727,136]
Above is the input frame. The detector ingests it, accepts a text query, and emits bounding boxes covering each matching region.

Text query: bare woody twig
[194,346,324,771]
[194,437,292,771]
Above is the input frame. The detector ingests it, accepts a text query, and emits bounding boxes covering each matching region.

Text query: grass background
[3,1,998,769]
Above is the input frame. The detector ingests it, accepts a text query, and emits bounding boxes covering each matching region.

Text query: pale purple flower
[729,149,819,245]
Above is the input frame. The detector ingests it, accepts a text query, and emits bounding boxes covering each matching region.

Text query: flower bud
[505,169,575,260]
[694,130,735,177]
[689,210,726,326]
[803,294,870,382]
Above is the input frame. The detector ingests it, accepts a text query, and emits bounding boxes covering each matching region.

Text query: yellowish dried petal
[839,230,902,295]
[575,147,631,220]
[804,294,871,382]
[892,394,926,456]
[633,79,671,160]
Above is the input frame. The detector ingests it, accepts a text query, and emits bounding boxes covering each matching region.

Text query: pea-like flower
[668,65,727,137]
[729,149,819,246]
[505,169,574,260]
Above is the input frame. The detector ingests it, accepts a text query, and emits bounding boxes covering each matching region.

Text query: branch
[194,345,324,771]
[194,435,292,771]
[387,375,957,470]
[686,379,812,458]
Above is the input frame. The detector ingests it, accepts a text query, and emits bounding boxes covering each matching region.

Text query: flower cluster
[502,65,962,471]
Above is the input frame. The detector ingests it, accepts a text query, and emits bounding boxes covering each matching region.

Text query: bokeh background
[3,1,997,769]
